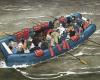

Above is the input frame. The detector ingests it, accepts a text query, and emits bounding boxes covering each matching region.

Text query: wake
[15,67,100,80]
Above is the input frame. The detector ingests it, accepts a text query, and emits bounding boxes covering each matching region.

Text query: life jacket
[35,49,44,57]
[15,31,23,41]
[22,28,29,40]
[82,21,89,29]
[62,40,70,49]
[33,25,41,32]
[70,35,79,41]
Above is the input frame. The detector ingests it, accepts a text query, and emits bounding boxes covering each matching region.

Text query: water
[0,0,100,80]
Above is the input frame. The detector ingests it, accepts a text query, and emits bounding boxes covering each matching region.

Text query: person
[53,18,60,28]
[9,45,17,54]
[48,21,54,29]
[46,29,54,46]
[17,41,24,53]
[29,40,35,52]
[8,40,17,54]
[41,41,48,50]
[59,16,67,28]
[82,19,92,30]
[17,38,30,53]
[57,23,66,36]
[31,36,41,51]
[51,31,60,44]
[66,25,79,41]
[71,16,80,34]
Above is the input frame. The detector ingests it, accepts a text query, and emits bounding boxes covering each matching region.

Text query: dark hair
[9,46,13,50]
[21,38,25,44]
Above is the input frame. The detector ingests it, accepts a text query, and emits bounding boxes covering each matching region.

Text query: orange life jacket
[35,49,44,57]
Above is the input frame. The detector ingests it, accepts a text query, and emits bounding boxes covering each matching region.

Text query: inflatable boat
[0,13,96,66]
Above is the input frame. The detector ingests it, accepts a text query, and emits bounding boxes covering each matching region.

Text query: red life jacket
[22,28,29,40]
[15,31,23,41]
[71,35,79,41]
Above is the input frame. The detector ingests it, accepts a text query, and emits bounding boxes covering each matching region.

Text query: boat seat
[1,42,13,54]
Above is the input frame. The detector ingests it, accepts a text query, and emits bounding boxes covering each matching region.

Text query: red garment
[56,43,62,52]
[83,21,89,29]
[71,35,79,41]
[15,31,23,41]
[49,47,55,57]
[59,17,66,23]
[22,28,29,40]
[47,29,54,34]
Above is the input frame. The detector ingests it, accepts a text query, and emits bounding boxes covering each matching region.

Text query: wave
[80,12,100,16]
[15,66,100,80]
[94,30,100,34]
[2,8,33,11]
[81,12,93,15]
[0,60,30,68]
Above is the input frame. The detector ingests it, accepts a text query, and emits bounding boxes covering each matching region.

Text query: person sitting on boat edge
[8,40,17,54]
[66,25,79,41]
[17,38,30,53]
[58,16,67,28]
[82,19,92,31]
[53,18,60,29]
[57,23,66,36]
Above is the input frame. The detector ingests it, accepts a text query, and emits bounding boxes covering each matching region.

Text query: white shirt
[30,43,35,49]
[57,25,65,35]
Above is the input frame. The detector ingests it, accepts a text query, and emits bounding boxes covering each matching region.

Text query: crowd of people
[8,14,91,54]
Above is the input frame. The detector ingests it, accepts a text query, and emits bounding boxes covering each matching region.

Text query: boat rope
[88,39,100,46]
[82,43,100,47]
[67,52,88,64]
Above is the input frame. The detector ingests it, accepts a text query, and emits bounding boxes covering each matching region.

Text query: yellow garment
[51,32,59,43]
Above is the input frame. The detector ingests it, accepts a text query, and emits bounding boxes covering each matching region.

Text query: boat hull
[0,24,96,66]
